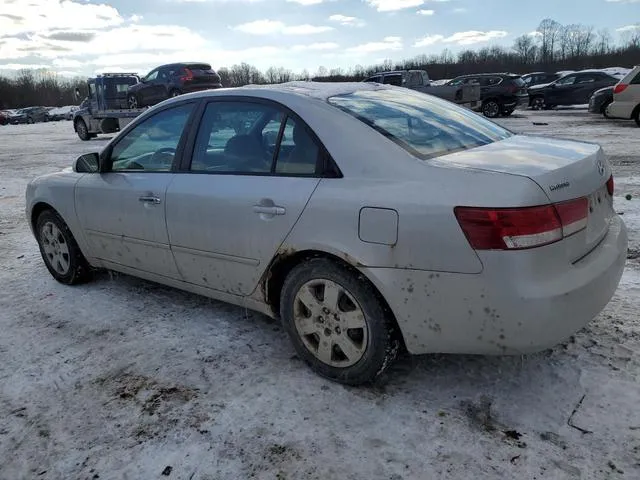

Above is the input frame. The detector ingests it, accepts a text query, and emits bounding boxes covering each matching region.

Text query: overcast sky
[0,0,638,77]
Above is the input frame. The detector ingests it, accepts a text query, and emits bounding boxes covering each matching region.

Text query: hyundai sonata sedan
[26,82,627,385]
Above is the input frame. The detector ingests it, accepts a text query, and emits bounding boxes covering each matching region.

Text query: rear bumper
[361,215,628,355]
[606,101,634,120]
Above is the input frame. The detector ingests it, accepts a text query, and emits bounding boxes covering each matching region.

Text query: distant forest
[1,18,639,109]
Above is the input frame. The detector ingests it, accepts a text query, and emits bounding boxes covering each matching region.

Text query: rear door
[75,102,197,278]
[547,74,576,105]
[572,73,599,104]
[165,99,324,296]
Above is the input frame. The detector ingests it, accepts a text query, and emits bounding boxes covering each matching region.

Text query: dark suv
[447,73,528,118]
[528,71,618,110]
[520,72,561,88]
[127,62,223,108]
[9,106,49,124]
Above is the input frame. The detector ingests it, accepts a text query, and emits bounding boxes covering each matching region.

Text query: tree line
[1,18,639,109]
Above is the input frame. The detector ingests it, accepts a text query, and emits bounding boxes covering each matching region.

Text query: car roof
[174,81,394,102]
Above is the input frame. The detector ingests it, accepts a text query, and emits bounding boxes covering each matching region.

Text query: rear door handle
[139,195,161,204]
[253,205,285,215]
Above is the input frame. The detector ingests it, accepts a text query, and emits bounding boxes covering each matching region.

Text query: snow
[1,113,639,479]
[242,81,388,100]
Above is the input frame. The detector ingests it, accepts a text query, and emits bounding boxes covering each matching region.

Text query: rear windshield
[328,89,512,160]
[186,63,212,71]
[510,77,525,87]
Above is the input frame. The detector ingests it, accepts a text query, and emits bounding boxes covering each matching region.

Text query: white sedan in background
[26,82,627,385]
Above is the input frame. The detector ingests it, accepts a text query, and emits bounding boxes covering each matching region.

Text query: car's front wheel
[75,118,91,141]
[35,210,92,285]
[280,258,399,385]
[530,96,545,110]
[502,109,515,117]
[128,94,139,109]
[481,100,500,118]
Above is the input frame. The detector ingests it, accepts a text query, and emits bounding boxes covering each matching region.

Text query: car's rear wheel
[601,99,612,118]
[75,118,91,141]
[531,96,545,110]
[481,100,500,118]
[27,117,34,124]
[633,106,640,127]
[280,258,399,385]
[35,210,92,285]
[502,109,515,117]
[128,94,139,109]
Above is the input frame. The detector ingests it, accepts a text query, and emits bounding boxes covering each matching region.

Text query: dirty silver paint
[26,81,628,356]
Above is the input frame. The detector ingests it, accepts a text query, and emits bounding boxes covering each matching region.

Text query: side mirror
[74,152,100,173]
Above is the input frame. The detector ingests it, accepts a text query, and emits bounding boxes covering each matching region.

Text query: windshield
[328,89,512,160]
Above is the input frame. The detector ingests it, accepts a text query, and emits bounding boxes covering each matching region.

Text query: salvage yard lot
[1,110,639,479]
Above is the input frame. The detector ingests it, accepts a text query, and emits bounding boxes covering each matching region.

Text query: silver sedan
[26,82,628,385]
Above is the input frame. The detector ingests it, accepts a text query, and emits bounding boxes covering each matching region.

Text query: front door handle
[139,195,161,204]
[253,205,285,216]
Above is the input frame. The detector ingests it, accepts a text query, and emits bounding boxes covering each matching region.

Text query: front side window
[109,103,194,172]
[556,75,576,86]
[383,75,403,86]
[328,89,512,160]
[145,70,159,82]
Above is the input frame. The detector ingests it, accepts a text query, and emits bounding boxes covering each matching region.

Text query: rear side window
[328,89,512,160]
[631,70,640,85]
[511,77,525,87]
[485,77,503,86]
[364,76,382,83]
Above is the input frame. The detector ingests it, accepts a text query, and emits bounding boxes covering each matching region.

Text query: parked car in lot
[127,62,222,108]
[363,70,481,108]
[9,106,49,124]
[605,65,640,127]
[26,82,627,385]
[528,71,619,110]
[0,110,10,125]
[521,72,561,88]
[446,73,529,118]
[588,86,614,117]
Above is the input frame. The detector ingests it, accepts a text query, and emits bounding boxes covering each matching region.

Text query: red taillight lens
[180,68,194,81]
[606,175,614,196]
[455,198,589,250]
[613,83,628,94]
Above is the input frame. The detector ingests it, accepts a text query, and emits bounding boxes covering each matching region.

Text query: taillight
[606,175,614,196]
[613,83,628,94]
[180,68,194,81]
[455,198,588,250]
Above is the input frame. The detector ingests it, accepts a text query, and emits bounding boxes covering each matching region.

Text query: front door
[75,102,196,278]
[165,100,323,296]
[139,69,162,105]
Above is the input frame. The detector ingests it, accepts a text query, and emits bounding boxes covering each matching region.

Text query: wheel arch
[31,201,57,231]
[262,248,407,350]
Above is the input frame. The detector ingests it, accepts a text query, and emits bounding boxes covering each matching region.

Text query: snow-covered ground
[0,113,639,480]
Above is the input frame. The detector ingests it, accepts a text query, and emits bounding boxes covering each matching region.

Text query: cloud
[417,9,435,15]
[291,42,339,51]
[0,0,123,36]
[42,31,97,42]
[347,36,403,53]
[365,0,424,12]
[328,14,365,27]
[605,0,639,3]
[616,24,640,32]
[0,63,51,70]
[413,34,444,47]
[287,0,325,4]
[452,7,468,13]
[231,20,333,35]
[444,30,508,45]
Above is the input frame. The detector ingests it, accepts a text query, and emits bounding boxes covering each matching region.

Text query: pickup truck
[363,70,481,108]
[73,73,147,140]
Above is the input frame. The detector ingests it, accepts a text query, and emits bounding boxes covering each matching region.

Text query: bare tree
[537,18,561,63]
[595,29,612,55]
[621,24,640,49]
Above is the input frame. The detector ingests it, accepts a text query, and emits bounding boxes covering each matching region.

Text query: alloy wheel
[40,221,70,275]
[293,279,368,367]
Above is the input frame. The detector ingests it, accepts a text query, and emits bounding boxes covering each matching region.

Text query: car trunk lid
[440,135,615,261]
[184,63,222,85]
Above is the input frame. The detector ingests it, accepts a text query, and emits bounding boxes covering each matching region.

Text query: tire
[481,100,500,118]
[530,96,545,111]
[502,109,515,117]
[280,258,399,385]
[35,210,92,285]
[601,100,612,118]
[27,117,34,124]
[128,94,139,109]
[634,107,640,128]
[75,118,91,141]
[169,89,181,98]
